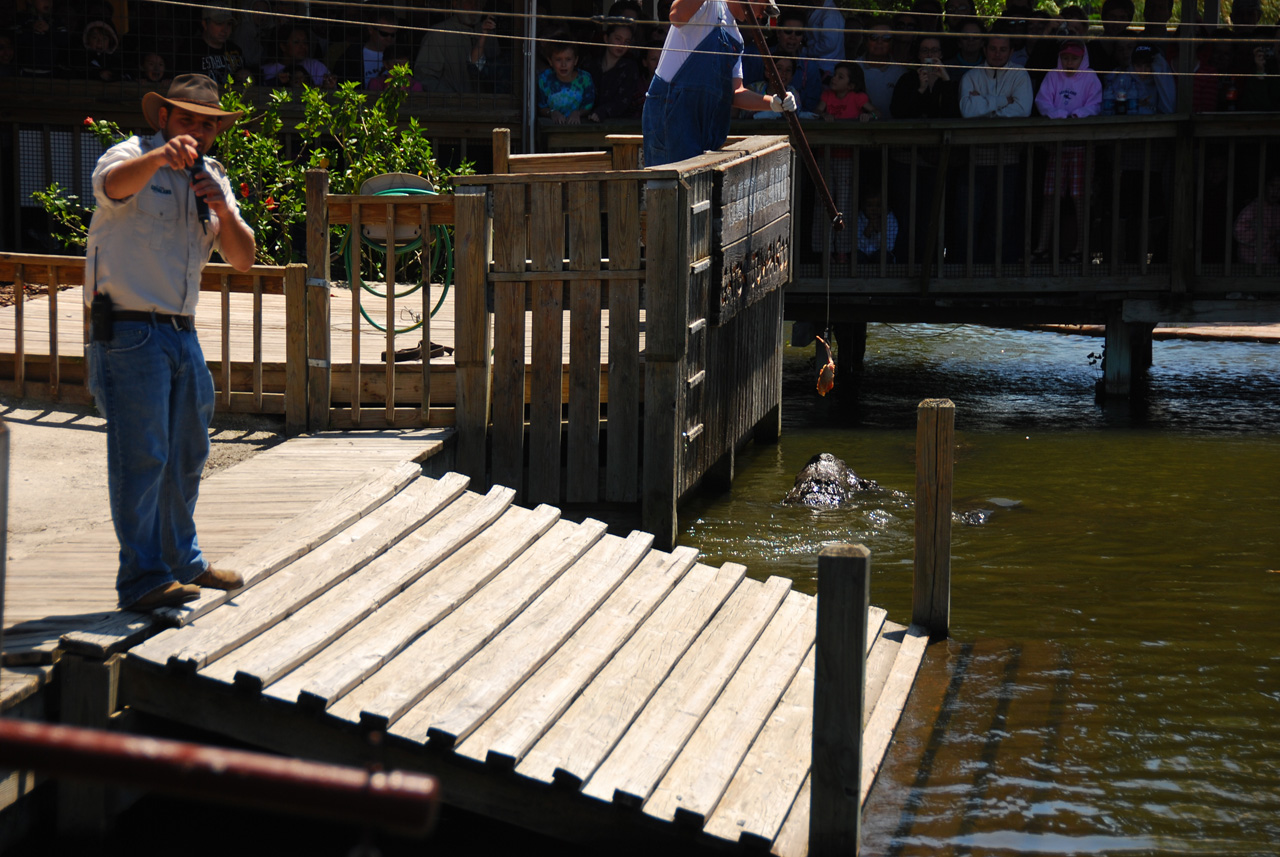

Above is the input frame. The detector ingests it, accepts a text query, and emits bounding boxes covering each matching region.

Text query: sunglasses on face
[869,33,893,41]
[375,29,395,38]
[780,29,801,36]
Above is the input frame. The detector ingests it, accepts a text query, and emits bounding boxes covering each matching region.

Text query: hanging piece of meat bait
[815,334,835,396]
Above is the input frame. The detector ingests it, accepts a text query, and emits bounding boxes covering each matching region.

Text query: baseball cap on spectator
[203,8,237,23]
[1059,38,1086,56]
[1131,44,1157,63]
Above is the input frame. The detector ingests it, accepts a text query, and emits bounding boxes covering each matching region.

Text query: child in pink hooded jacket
[1032,39,1101,263]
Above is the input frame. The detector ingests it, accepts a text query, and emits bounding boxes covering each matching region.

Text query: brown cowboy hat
[142,74,242,134]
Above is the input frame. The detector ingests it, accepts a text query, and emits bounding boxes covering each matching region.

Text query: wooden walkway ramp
[83,466,928,855]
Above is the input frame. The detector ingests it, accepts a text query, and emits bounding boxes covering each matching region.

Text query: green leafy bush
[37,66,467,266]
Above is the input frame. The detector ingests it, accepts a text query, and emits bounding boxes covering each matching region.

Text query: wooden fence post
[811,543,869,857]
[305,170,331,432]
[454,186,492,485]
[642,178,687,550]
[284,263,308,436]
[492,128,510,175]
[913,398,953,639]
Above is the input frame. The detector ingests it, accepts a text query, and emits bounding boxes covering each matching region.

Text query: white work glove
[770,92,798,113]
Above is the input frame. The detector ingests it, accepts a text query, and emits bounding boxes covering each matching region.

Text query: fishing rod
[740,1,845,232]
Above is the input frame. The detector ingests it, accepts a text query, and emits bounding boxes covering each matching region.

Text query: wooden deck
[111,465,925,854]
[1,428,452,663]
[2,428,928,853]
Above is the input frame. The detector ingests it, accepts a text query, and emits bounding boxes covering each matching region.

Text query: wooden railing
[0,253,306,429]
[787,113,1280,297]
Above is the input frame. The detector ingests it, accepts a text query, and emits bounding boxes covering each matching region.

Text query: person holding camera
[83,74,256,611]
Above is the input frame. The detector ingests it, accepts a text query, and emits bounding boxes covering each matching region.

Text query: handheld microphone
[188,155,210,232]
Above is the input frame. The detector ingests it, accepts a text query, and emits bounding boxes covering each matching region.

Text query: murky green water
[679,324,1280,856]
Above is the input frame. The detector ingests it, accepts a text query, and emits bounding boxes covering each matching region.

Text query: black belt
[113,311,196,331]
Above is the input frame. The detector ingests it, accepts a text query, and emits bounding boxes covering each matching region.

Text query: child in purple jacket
[1032,39,1101,263]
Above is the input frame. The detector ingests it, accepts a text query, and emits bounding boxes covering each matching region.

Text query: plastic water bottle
[1225,79,1239,110]
[1115,89,1128,115]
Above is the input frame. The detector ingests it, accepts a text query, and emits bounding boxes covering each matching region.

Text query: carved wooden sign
[711,143,793,325]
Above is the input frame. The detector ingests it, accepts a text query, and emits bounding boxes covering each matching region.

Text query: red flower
[243,130,250,138]
[264,196,276,211]
[240,183,250,198]
[84,117,94,126]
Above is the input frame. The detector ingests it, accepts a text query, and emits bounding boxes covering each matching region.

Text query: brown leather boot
[126,581,201,611]
[193,566,245,591]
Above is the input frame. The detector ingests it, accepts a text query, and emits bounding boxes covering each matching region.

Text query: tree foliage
[37,66,467,266]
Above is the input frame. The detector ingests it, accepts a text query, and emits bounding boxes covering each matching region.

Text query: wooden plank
[270,511,588,711]
[580,575,792,807]
[326,196,455,226]
[644,590,815,826]
[419,203,433,424]
[13,263,24,397]
[702,645,815,846]
[456,544,701,768]
[605,179,640,503]
[0,666,53,712]
[861,615,901,729]
[507,151,613,173]
[46,266,59,397]
[61,462,428,656]
[384,201,398,423]
[527,182,564,506]
[130,476,471,671]
[313,517,601,726]
[859,624,928,804]
[453,186,491,485]
[284,265,307,434]
[306,170,331,432]
[313,502,561,723]
[204,486,534,693]
[641,178,686,548]
[770,774,811,857]
[350,203,364,425]
[392,530,656,747]
[515,561,744,785]
[491,183,528,495]
[566,181,602,503]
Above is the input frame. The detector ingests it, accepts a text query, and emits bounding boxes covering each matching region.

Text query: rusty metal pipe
[0,718,439,836]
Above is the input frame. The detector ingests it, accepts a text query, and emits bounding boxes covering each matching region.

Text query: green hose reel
[339,178,454,335]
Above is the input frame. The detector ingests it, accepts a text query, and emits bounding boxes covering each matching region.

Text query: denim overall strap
[643,24,744,167]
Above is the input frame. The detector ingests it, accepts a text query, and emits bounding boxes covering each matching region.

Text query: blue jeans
[87,320,215,607]
[642,24,740,168]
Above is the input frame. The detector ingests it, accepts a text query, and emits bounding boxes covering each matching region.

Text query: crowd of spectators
[0,0,517,95]
[2,0,1275,264]
[746,0,1279,266]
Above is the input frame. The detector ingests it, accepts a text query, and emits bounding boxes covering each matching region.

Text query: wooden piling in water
[811,543,870,856]
[913,399,953,639]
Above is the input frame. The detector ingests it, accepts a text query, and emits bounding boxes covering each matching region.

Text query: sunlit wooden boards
[119,470,929,855]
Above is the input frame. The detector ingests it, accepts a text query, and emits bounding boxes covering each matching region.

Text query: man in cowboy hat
[84,73,255,612]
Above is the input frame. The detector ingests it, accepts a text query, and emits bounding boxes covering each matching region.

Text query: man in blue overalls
[643,0,797,167]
